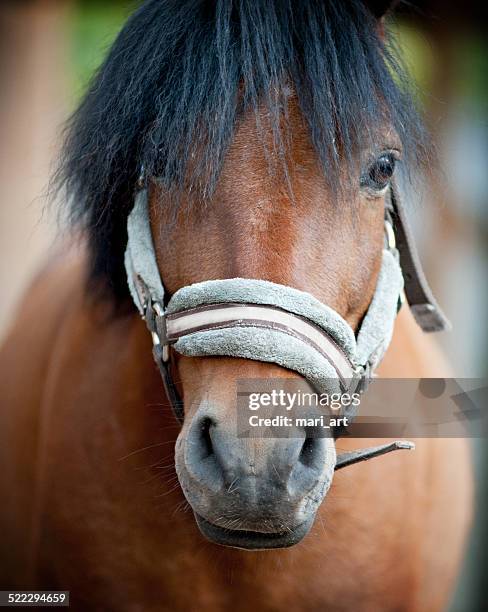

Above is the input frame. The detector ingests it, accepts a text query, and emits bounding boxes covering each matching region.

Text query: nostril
[183,416,224,493]
[288,434,334,497]
[299,435,316,468]
[200,417,214,459]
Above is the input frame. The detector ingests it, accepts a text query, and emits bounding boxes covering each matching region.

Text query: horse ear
[364,0,399,18]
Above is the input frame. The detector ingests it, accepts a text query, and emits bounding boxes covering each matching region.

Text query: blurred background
[0,0,486,609]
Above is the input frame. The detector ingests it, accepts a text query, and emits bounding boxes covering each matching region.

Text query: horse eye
[361,153,397,192]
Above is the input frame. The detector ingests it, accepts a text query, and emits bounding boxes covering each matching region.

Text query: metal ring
[384,219,396,250]
[153,301,164,317]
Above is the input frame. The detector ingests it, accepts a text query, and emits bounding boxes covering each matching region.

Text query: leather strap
[390,185,451,332]
[145,302,185,423]
[153,344,185,423]
[335,440,415,470]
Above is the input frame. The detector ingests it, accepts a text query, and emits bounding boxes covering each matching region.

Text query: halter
[124,179,449,467]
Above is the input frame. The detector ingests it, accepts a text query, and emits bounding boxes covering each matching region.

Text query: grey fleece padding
[125,189,164,312]
[356,249,404,368]
[167,278,356,358]
[174,326,344,395]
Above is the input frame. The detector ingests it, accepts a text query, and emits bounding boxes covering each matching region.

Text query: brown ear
[364,0,399,18]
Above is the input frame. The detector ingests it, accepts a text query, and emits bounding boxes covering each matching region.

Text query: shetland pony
[0,1,471,610]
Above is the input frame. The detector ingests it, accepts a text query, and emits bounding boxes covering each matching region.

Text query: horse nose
[183,412,332,498]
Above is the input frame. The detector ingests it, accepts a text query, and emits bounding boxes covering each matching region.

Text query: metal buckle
[136,164,146,190]
[149,301,170,362]
[153,335,169,363]
[349,362,373,395]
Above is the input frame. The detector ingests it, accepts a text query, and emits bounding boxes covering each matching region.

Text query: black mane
[53,0,428,301]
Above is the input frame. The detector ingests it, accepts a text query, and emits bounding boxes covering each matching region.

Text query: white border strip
[166,304,354,381]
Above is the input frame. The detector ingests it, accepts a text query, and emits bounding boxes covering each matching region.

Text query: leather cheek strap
[146,304,185,423]
[390,184,451,332]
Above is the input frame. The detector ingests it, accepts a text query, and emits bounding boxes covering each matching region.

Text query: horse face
[149,100,398,549]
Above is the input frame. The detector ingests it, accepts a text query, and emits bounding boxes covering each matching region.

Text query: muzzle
[124,181,449,468]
